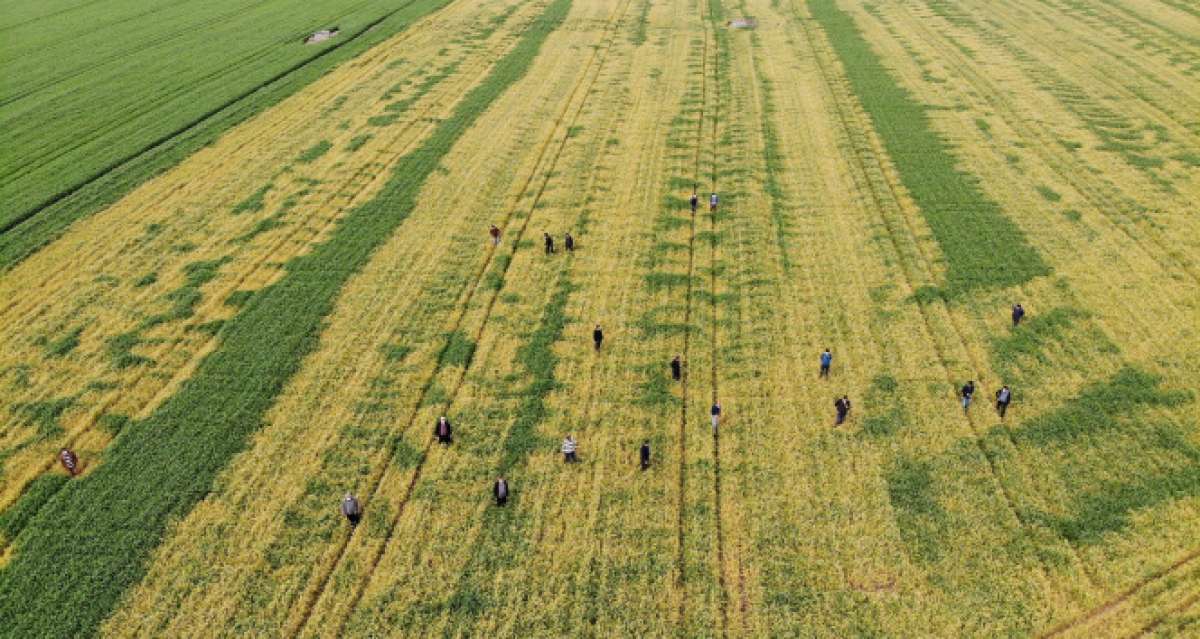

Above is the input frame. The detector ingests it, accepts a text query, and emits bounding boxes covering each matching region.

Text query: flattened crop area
[0,0,1197,636]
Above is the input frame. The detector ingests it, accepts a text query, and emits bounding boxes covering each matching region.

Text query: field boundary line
[285,1,635,634]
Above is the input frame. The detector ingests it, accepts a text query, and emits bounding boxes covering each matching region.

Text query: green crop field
[0,0,1197,636]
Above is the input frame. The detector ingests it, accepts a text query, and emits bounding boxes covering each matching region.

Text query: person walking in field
[564,232,575,253]
[670,355,682,381]
[834,395,852,426]
[544,232,555,254]
[709,192,719,212]
[960,381,975,413]
[710,401,722,432]
[494,477,510,506]
[341,493,362,526]
[690,189,699,214]
[562,435,578,463]
[435,416,453,445]
[995,385,1013,419]
[58,447,79,476]
[819,349,833,378]
[640,440,651,470]
[1011,303,1026,328]
[593,324,604,351]
[489,224,501,246]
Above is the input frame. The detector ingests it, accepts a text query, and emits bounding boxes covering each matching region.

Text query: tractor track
[793,0,1076,592]
[285,1,636,635]
[1039,547,1200,638]
[0,6,523,556]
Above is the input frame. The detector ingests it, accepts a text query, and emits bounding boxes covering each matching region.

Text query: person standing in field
[690,189,699,214]
[544,232,555,254]
[671,355,682,381]
[709,192,719,212]
[593,324,604,351]
[1012,304,1026,327]
[995,385,1013,419]
[489,224,501,246]
[819,349,833,378]
[494,477,509,506]
[960,381,975,413]
[58,448,79,476]
[640,440,651,470]
[710,401,722,432]
[435,416,453,445]
[562,435,578,463]
[834,395,852,425]
[341,493,362,526]
[564,232,575,253]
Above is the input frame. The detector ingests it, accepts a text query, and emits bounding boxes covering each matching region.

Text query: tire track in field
[0,0,437,240]
[0,5,524,554]
[1130,590,1200,638]
[285,2,634,634]
[885,1,1200,289]
[700,2,732,636]
[1039,548,1200,638]
[794,0,1067,591]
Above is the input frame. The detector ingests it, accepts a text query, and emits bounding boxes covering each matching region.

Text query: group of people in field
[41,188,1031,533]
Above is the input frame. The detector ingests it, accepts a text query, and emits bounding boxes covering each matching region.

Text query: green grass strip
[0,0,454,273]
[808,0,1049,296]
[0,0,570,634]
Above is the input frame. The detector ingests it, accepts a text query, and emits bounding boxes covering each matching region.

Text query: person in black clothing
[960,381,975,413]
[640,440,651,470]
[995,385,1013,419]
[341,493,362,526]
[59,448,79,476]
[1012,304,1026,327]
[710,401,722,432]
[494,477,509,506]
[593,324,604,351]
[564,232,575,252]
[544,232,555,254]
[834,395,851,425]
[670,355,682,381]
[435,416,452,444]
[689,189,699,214]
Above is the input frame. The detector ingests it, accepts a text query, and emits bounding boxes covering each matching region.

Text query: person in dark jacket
[1012,304,1026,327]
[995,385,1013,419]
[640,440,651,470]
[341,493,362,526]
[544,232,555,254]
[564,232,575,252]
[59,448,79,476]
[961,381,975,412]
[593,324,604,351]
[690,189,699,213]
[819,349,833,378]
[670,355,682,381]
[710,401,722,432]
[435,416,452,444]
[494,477,509,506]
[834,395,851,425]
[489,224,501,246]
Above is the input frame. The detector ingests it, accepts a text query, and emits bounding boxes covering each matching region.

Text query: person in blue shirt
[709,192,719,212]
[819,349,832,378]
